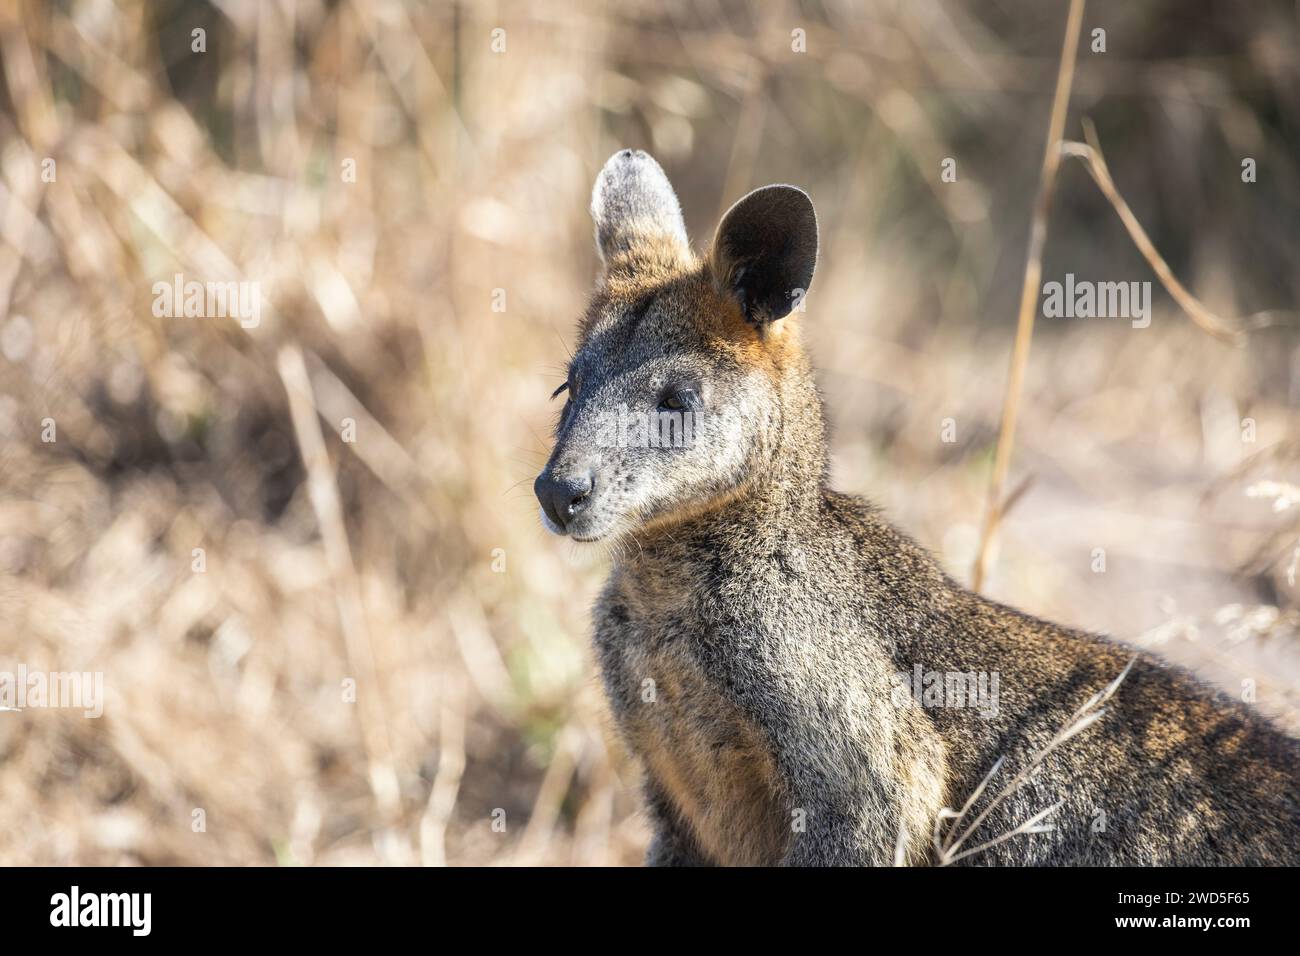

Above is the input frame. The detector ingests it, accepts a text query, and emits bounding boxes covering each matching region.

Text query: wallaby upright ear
[709,185,817,324]
[591,149,689,266]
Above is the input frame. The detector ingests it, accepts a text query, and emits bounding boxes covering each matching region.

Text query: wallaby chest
[593,584,792,865]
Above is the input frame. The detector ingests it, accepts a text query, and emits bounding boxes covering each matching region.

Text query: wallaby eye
[658,388,697,412]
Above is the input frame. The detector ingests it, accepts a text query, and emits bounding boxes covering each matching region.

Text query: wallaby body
[536,149,1300,866]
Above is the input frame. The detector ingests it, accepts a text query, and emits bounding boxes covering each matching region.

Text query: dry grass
[1,0,1298,866]
[972,0,1088,591]
[932,656,1135,865]
[972,0,1250,590]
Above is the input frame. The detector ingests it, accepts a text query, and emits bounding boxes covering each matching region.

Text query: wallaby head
[535,149,822,542]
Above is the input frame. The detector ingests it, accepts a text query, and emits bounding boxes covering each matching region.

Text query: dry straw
[933,656,1136,865]
[972,0,1247,591]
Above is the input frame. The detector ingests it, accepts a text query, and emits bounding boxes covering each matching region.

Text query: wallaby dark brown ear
[710,185,817,324]
[590,149,689,266]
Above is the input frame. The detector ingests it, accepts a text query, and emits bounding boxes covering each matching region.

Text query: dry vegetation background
[0,0,1297,866]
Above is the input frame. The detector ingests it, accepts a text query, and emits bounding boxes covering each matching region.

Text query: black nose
[534,471,595,531]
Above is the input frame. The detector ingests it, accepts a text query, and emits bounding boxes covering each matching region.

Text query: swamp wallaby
[534,148,1300,866]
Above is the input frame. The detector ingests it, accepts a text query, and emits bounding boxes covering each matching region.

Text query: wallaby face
[539,150,1300,867]
[534,149,817,542]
